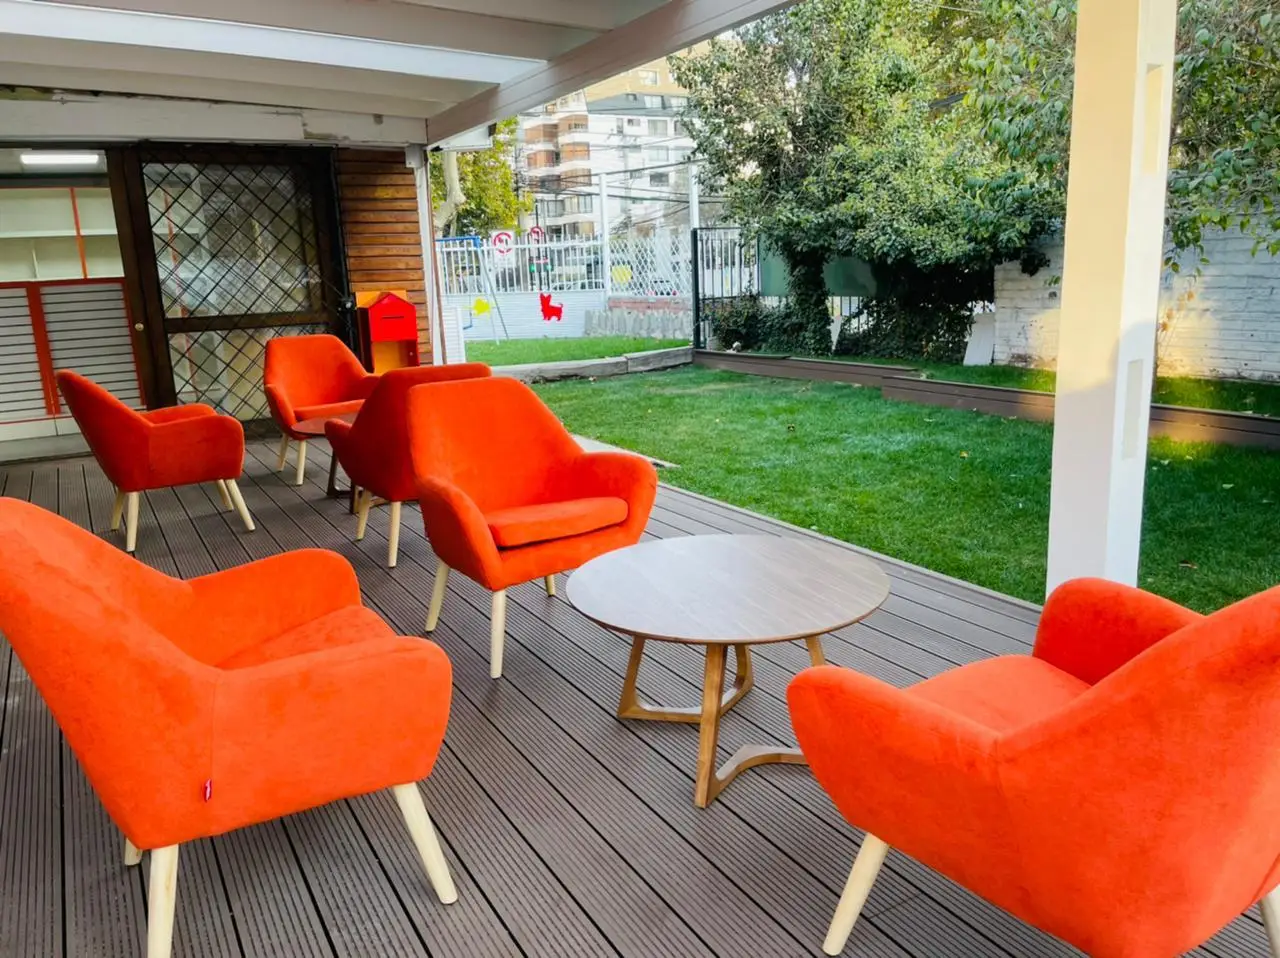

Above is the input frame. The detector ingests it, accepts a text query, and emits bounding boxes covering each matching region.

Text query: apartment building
[520,57,697,239]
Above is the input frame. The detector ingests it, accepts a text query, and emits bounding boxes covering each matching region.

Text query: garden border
[693,350,1280,451]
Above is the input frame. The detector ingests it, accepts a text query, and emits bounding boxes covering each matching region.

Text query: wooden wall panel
[334,149,431,358]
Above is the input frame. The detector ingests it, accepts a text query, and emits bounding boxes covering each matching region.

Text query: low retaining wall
[497,346,693,384]
[694,350,1280,451]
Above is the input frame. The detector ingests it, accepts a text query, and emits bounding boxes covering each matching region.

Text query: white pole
[688,161,701,231]
[406,145,455,365]
[598,172,612,297]
[1045,0,1177,593]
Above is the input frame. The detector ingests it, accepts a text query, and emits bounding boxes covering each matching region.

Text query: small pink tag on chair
[203,779,213,802]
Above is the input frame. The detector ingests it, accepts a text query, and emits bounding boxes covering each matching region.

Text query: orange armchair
[264,333,378,486]
[57,370,254,553]
[326,363,491,568]
[407,377,657,678]
[789,577,1280,958]
[0,498,457,958]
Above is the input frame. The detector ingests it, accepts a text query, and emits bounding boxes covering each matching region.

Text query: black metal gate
[690,226,759,349]
[112,145,345,417]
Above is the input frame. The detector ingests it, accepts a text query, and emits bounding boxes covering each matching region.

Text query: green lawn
[535,367,1280,612]
[466,336,689,367]
[826,356,1280,418]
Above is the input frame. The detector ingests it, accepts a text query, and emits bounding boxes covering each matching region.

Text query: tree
[671,0,1057,358]
[429,118,531,236]
[958,0,1280,260]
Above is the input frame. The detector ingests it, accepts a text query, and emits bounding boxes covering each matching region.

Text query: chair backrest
[56,370,148,487]
[406,376,583,512]
[341,363,492,500]
[0,499,210,836]
[264,334,368,413]
[1004,584,1280,953]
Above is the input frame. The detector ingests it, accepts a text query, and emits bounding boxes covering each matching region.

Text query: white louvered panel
[0,288,48,423]
[43,282,143,409]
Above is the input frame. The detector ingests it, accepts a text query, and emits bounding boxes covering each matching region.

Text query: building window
[643,95,663,109]
[626,118,642,128]
[674,120,689,136]
[670,96,688,108]
[646,146,669,163]
[673,148,692,163]
[650,172,670,187]
[564,195,594,215]
[629,169,646,181]
[647,119,668,137]
[638,69,659,86]
[615,118,625,134]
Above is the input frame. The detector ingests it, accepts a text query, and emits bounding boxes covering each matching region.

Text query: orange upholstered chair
[0,498,456,958]
[264,333,378,486]
[57,370,254,553]
[789,577,1280,958]
[408,376,658,678]
[326,363,491,568]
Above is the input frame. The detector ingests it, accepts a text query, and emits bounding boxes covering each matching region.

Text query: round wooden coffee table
[567,534,890,807]
[293,412,357,499]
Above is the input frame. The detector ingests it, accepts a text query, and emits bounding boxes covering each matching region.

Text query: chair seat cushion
[907,655,1089,732]
[294,399,365,424]
[486,497,629,548]
[216,606,393,669]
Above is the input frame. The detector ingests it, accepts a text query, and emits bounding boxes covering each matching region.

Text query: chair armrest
[1033,578,1203,685]
[788,666,1001,842]
[415,476,502,583]
[264,383,296,430]
[144,404,217,424]
[208,636,452,831]
[554,451,658,509]
[182,550,362,665]
[146,413,245,486]
[353,373,381,401]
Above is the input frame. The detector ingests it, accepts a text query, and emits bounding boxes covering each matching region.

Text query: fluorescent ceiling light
[20,152,101,167]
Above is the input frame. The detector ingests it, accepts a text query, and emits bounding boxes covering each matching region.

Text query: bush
[706,296,822,354]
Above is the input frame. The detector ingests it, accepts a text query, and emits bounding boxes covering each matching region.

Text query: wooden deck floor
[0,441,1268,958]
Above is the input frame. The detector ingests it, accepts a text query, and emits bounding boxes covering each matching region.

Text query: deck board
[0,443,1269,958]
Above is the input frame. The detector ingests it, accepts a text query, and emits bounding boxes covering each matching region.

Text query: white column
[598,172,612,297]
[406,145,454,365]
[1045,0,1178,594]
[688,161,701,230]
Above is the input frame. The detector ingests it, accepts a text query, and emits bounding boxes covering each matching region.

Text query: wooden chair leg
[387,501,402,568]
[1261,887,1280,958]
[355,489,372,541]
[276,433,290,471]
[544,574,557,597]
[392,783,458,905]
[110,488,126,531]
[490,589,508,679]
[425,561,450,632]
[124,838,142,867]
[823,835,890,956]
[124,491,140,554]
[294,439,308,486]
[214,479,233,511]
[147,844,180,958]
[224,480,255,532]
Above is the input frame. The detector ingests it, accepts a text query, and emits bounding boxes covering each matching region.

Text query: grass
[824,355,1280,418]
[535,367,1280,612]
[465,336,689,367]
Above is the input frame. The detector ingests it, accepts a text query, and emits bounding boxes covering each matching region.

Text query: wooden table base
[615,634,827,807]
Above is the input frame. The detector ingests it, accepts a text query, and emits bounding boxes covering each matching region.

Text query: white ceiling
[0,0,794,145]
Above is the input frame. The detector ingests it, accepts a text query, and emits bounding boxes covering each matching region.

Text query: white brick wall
[991,228,1280,380]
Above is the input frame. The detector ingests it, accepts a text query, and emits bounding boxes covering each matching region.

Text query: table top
[566,534,890,645]
[293,411,357,437]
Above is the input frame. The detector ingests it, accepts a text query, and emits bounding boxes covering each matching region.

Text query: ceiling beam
[0,63,445,118]
[0,36,486,105]
[0,0,543,83]
[396,0,664,32]
[31,0,597,61]
[427,0,797,143]
[0,91,428,145]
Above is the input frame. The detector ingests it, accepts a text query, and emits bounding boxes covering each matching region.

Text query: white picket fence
[437,230,693,340]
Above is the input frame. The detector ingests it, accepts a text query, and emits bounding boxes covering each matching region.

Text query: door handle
[133,323,144,332]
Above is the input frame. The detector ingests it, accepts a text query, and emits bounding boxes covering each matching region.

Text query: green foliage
[429,118,532,236]
[671,0,1058,358]
[959,0,1280,258]
[706,296,806,353]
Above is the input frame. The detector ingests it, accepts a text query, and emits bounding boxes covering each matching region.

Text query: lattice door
[139,151,338,419]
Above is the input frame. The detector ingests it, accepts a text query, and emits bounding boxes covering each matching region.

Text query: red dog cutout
[539,292,564,322]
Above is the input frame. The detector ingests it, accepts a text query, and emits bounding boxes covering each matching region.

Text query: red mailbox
[357,290,420,373]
